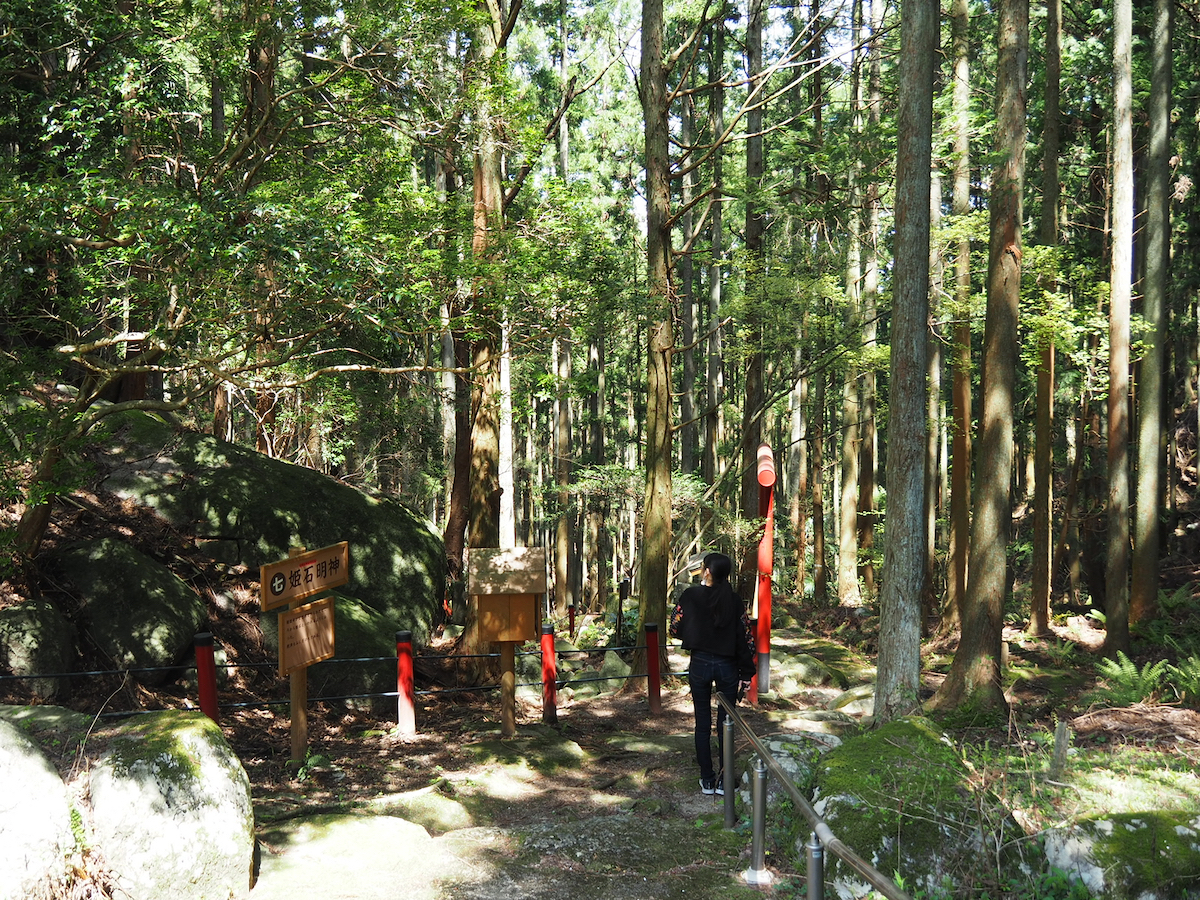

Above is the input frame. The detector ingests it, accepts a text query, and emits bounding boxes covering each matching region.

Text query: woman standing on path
[669,552,756,794]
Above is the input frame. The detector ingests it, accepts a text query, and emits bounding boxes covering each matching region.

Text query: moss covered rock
[1044,812,1200,899]
[812,716,1027,898]
[86,711,254,900]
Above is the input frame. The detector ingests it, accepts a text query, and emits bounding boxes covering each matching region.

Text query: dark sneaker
[715,780,725,796]
[699,777,716,795]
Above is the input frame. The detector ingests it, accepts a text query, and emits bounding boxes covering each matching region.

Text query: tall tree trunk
[838,0,864,608]
[1131,0,1171,625]
[554,334,573,615]
[1104,0,1133,656]
[857,0,884,598]
[703,13,726,493]
[680,93,698,477]
[810,372,828,604]
[947,0,972,631]
[740,0,765,596]
[875,0,935,723]
[931,0,1026,714]
[636,0,673,676]
[1030,0,1061,636]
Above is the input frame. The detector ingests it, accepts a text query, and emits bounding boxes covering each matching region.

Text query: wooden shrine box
[467,547,546,643]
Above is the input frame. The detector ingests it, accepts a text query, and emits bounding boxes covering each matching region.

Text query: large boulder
[96,410,445,643]
[1044,813,1200,899]
[0,718,76,899]
[0,598,77,699]
[0,705,253,900]
[84,710,254,900]
[49,538,207,685]
[812,717,1031,899]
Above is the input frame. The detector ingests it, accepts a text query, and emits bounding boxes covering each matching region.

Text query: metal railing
[715,692,911,900]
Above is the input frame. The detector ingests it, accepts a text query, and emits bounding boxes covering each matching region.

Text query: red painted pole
[194,633,219,723]
[645,623,662,714]
[396,630,416,735]
[756,443,775,693]
[541,623,558,724]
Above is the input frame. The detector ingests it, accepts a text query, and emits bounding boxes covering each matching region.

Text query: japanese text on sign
[259,542,350,611]
[279,597,335,675]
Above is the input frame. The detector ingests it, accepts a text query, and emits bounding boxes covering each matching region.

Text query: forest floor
[5,454,1200,898]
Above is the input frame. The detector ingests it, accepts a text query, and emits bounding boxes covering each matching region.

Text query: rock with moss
[812,716,1029,898]
[0,598,77,699]
[95,410,445,641]
[85,710,254,900]
[1044,812,1200,899]
[49,539,206,686]
[0,719,76,900]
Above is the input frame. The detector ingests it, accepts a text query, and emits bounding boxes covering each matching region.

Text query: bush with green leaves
[1091,652,1169,706]
[1167,656,1200,709]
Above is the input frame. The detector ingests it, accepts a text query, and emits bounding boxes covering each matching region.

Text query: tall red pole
[541,623,558,724]
[645,623,662,714]
[756,444,775,692]
[194,633,219,723]
[396,630,416,735]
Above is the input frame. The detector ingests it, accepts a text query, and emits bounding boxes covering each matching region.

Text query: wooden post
[290,656,308,765]
[500,641,517,737]
[287,547,308,766]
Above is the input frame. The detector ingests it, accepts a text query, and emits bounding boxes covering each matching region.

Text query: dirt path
[238,685,795,900]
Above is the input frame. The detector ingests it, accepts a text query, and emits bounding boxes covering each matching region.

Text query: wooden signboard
[466,547,548,595]
[279,596,335,676]
[260,542,349,611]
[467,547,546,644]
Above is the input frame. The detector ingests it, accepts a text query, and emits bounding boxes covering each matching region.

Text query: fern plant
[1167,656,1200,709]
[1093,652,1169,707]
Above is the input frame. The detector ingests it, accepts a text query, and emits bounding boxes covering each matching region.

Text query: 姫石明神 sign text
[259,542,349,612]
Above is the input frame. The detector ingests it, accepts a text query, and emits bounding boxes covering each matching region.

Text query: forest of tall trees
[3,0,1199,720]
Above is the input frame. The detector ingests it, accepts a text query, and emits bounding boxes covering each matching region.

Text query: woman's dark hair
[702,552,735,626]
[704,552,732,583]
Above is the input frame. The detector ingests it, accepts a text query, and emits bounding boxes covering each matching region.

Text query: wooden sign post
[260,542,348,764]
[467,547,546,738]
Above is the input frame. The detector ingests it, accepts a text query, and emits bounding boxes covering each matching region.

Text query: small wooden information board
[467,547,546,737]
[260,543,348,763]
[279,596,335,676]
[260,541,349,612]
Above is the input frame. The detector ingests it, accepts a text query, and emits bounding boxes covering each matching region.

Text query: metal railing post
[807,831,824,900]
[723,712,736,828]
[743,756,773,885]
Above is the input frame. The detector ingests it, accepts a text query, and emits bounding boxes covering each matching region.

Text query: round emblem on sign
[271,572,286,595]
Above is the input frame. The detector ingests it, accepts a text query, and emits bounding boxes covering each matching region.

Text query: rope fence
[0,623,666,727]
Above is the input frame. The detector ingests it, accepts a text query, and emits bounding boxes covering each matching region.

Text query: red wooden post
[645,623,662,714]
[541,623,558,724]
[194,633,219,723]
[396,630,416,735]
[756,443,775,694]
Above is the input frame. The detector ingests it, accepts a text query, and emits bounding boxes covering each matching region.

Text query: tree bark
[947,0,971,632]
[1030,0,1061,636]
[1104,0,1133,656]
[1131,0,1171,625]
[875,0,935,723]
[930,0,1026,714]
[636,0,673,678]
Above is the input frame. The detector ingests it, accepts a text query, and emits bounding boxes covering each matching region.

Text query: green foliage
[1167,657,1200,709]
[1092,652,1169,707]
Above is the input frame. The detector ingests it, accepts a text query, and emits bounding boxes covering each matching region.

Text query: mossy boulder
[0,598,77,699]
[95,410,445,643]
[86,710,254,900]
[812,717,1028,898]
[0,706,252,900]
[0,719,76,899]
[49,538,207,685]
[1044,812,1200,899]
